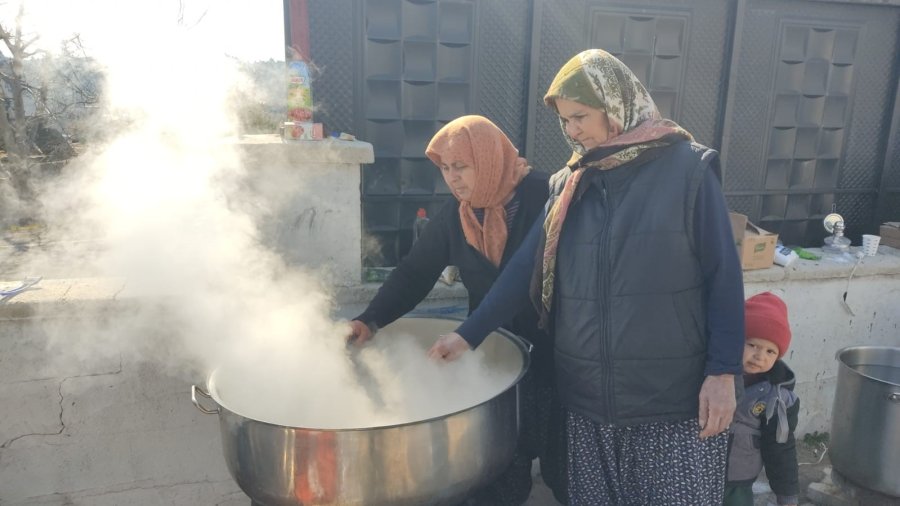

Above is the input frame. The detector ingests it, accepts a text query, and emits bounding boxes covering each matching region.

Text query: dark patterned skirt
[566,412,728,506]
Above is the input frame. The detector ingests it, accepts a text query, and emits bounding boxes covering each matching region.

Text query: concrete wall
[0,138,377,505]
[741,250,900,436]
[239,135,374,287]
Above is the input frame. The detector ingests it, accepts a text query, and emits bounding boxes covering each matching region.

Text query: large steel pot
[191,316,531,506]
[830,346,900,497]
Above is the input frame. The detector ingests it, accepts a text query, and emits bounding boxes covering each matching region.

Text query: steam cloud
[5,2,517,429]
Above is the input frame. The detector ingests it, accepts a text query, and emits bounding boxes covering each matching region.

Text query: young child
[724,291,800,506]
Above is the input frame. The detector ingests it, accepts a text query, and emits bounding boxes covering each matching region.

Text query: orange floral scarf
[426,115,528,267]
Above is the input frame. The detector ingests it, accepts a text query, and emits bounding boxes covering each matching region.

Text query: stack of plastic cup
[861,234,881,256]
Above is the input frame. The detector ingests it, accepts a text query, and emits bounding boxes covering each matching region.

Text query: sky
[1,0,285,62]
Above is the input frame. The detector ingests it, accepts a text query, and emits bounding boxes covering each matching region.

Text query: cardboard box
[729,212,778,270]
[880,222,900,249]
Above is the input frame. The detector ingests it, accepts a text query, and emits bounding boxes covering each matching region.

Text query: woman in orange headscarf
[348,115,565,505]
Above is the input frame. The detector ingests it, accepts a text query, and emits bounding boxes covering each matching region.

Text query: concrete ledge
[742,245,900,283]
[333,280,469,306]
[0,276,469,320]
[3,246,900,312]
[237,135,375,164]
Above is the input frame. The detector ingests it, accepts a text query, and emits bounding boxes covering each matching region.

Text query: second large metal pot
[192,316,531,506]
[830,346,900,497]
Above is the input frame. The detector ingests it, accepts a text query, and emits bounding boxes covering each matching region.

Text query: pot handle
[889,393,900,403]
[518,337,534,354]
[191,385,219,415]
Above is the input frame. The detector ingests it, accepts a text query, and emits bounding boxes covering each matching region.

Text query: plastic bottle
[413,208,430,244]
[287,59,313,122]
[773,241,799,267]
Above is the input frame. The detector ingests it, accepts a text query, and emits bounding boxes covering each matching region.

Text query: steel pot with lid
[191,316,531,505]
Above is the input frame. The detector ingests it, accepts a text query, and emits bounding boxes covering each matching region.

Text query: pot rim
[835,345,900,387]
[203,315,532,431]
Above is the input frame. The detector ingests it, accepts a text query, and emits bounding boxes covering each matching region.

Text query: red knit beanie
[744,292,792,358]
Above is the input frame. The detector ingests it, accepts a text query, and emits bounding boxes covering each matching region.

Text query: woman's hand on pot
[347,320,374,345]
[698,374,736,439]
[427,332,471,361]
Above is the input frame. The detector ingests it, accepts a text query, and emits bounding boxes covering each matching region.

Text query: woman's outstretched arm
[429,210,545,362]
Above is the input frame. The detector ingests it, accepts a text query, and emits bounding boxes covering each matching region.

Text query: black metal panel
[876,81,900,225]
[308,0,356,135]
[525,0,584,173]
[721,3,776,193]
[836,192,878,242]
[304,0,899,268]
[584,2,733,147]
[354,0,480,267]
[882,136,900,189]
[587,9,692,122]
[722,0,900,244]
[526,0,733,173]
[315,0,536,268]
[475,0,532,150]
[725,195,758,217]
[881,192,900,223]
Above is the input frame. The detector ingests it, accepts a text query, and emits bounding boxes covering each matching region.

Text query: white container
[773,244,799,267]
[862,234,881,256]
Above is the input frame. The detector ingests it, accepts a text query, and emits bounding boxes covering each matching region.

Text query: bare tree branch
[0,2,88,224]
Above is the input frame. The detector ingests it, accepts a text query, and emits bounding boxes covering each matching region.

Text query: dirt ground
[754,440,831,505]
[760,440,900,506]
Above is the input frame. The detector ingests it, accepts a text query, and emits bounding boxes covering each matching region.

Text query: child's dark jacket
[727,359,799,505]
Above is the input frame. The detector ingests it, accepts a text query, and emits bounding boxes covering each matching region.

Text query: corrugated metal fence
[305,0,899,270]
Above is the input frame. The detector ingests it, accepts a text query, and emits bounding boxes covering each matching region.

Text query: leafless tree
[0,4,96,228]
[0,3,37,216]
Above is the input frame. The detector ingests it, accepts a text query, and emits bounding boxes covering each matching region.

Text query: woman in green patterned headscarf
[536,49,695,323]
[431,49,746,506]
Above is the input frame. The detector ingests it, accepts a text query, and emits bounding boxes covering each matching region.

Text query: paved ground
[524,474,560,505]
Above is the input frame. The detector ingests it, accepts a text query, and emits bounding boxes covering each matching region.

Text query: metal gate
[306,0,900,272]
[525,0,899,247]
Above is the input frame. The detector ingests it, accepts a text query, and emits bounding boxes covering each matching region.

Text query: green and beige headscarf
[533,49,694,325]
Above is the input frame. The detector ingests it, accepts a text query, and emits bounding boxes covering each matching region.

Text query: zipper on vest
[599,177,616,423]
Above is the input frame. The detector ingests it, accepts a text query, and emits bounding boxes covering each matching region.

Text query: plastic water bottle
[287,60,313,122]
[773,241,799,267]
[413,208,429,244]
